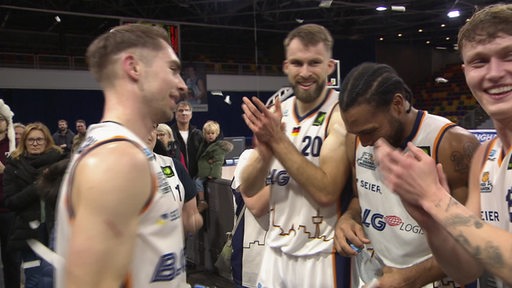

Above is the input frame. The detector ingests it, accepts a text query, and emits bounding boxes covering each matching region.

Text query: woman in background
[3,122,65,288]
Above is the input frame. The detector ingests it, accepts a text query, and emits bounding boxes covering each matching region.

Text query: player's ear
[123,54,141,81]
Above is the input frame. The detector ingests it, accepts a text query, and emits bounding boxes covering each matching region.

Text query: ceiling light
[426,40,431,44]
[418,29,423,32]
[379,37,384,41]
[440,24,446,27]
[445,37,450,40]
[435,77,448,83]
[376,6,387,11]
[391,6,406,12]
[319,0,333,8]
[398,33,403,37]
[54,16,61,23]
[296,18,304,23]
[447,10,460,18]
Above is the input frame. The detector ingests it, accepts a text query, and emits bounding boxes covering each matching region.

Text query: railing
[0,52,283,76]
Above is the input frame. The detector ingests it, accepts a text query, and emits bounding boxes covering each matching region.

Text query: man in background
[52,119,75,154]
[71,119,87,153]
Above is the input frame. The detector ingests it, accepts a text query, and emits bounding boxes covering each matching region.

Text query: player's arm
[235,149,270,217]
[271,104,350,206]
[410,127,481,283]
[65,142,151,288]
[239,144,273,200]
[175,158,203,234]
[334,133,370,255]
[437,126,480,204]
[374,139,487,284]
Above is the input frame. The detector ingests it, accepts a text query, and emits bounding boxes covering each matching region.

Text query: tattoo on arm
[449,141,478,174]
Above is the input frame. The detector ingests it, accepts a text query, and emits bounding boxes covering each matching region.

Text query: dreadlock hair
[339,62,413,113]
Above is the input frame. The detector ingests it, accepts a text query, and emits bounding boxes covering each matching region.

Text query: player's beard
[387,115,405,148]
[294,79,326,104]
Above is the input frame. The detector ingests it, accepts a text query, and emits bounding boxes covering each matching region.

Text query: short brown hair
[283,24,333,57]
[86,24,170,84]
[458,4,512,56]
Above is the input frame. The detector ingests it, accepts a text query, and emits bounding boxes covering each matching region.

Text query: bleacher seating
[413,63,482,127]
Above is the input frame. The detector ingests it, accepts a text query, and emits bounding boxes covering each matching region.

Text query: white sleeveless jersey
[478,138,512,288]
[55,122,189,288]
[356,111,462,287]
[266,89,340,256]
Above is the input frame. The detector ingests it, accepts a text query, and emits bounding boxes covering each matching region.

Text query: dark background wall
[0,40,462,138]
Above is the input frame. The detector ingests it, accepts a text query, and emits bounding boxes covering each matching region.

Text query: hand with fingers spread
[242,96,284,145]
[374,139,448,210]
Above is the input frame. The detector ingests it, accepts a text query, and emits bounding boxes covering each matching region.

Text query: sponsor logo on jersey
[488,149,497,161]
[161,165,175,178]
[266,169,290,186]
[417,146,431,156]
[157,208,180,225]
[291,126,301,136]
[481,210,500,222]
[358,178,382,194]
[357,152,376,170]
[313,112,326,126]
[156,171,173,195]
[362,208,424,235]
[480,171,493,193]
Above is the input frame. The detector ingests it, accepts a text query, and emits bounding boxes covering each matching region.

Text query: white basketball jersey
[266,89,340,256]
[355,111,461,287]
[479,138,512,288]
[55,122,189,288]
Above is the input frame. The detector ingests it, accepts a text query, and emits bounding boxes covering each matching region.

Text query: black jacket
[3,149,65,251]
[171,123,204,178]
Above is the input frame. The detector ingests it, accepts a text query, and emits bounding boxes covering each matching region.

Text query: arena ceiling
[0,0,501,63]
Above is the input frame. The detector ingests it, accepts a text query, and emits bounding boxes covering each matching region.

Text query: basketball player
[230,149,269,288]
[333,62,480,287]
[55,24,189,287]
[373,4,512,287]
[240,24,351,287]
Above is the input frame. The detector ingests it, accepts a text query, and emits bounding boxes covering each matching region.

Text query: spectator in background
[13,123,25,148]
[171,101,204,178]
[148,125,202,234]
[71,119,87,153]
[156,123,182,164]
[0,100,21,288]
[3,122,65,288]
[52,120,75,155]
[184,65,206,104]
[194,120,233,212]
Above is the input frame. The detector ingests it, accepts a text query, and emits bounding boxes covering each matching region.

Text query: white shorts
[257,245,339,288]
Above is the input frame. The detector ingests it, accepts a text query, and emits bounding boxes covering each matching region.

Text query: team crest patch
[417,146,431,156]
[313,112,326,126]
[161,165,175,178]
[291,126,301,136]
[480,171,493,193]
[508,156,512,170]
[356,152,376,170]
[488,149,497,161]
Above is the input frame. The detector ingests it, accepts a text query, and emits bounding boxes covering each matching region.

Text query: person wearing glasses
[3,122,65,288]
